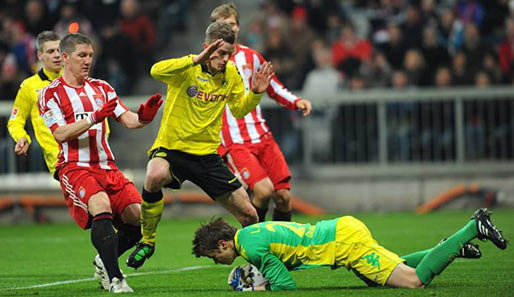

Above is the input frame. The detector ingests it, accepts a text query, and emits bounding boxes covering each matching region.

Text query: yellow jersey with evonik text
[149,55,263,155]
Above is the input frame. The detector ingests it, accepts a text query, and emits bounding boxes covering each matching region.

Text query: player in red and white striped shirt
[38,33,163,293]
[212,3,312,222]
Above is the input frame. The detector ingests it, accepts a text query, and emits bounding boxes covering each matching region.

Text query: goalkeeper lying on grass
[192,208,508,291]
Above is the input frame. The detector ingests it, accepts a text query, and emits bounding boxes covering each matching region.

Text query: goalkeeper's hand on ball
[227,266,255,292]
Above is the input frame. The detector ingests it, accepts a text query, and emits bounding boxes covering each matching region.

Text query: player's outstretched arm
[119,93,163,129]
[295,99,312,117]
[252,62,274,94]
[193,39,224,65]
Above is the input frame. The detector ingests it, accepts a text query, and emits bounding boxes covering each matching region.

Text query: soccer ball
[228,264,269,290]
[240,264,269,287]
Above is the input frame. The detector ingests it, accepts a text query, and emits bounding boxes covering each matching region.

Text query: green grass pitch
[1,209,513,296]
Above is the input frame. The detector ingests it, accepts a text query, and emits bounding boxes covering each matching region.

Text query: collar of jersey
[201,63,226,76]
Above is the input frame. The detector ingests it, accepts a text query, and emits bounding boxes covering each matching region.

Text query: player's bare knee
[145,169,168,192]
[121,203,141,226]
[240,208,258,226]
[88,192,112,215]
[273,189,291,209]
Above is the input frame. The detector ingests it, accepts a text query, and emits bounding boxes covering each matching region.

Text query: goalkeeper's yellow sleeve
[141,199,164,246]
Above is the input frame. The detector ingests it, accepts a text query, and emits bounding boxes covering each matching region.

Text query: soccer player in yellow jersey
[127,21,274,269]
[194,208,507,291]
[7,31,61,178]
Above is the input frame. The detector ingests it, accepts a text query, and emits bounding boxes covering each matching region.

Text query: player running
[126,21,274,269]
[38,33,163,293]
[211,3,312,222]
[8,31,61,178]
[193,208,508,291]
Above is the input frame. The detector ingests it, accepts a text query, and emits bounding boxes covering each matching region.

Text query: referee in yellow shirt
[127,22,274,269]
[7,31,61,178]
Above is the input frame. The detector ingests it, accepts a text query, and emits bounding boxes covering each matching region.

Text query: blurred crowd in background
[1,0,514,169]
[1,0,513,99]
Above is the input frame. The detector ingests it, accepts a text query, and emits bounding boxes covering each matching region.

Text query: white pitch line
[1,265,213,291]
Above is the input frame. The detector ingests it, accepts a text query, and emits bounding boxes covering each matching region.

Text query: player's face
[64,43,93,80]
[219,15,239,41]
[207,242,236,265]
[38,40,61,73]
[208,41,234,72]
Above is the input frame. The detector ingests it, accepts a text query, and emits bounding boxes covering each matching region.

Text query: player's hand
[296,99,312,117]
[89,99,117,124]
[14,137,29,156]
[193,39,224,65]
[251,61,274,94]
[137,93,163,123]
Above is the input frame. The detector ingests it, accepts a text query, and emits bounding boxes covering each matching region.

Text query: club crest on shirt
[10,108,18,120]
[187,85,198,97]
[78,186,86,198]
[94,95,104,107]
[241,167,250,180]
[243,65,252,78]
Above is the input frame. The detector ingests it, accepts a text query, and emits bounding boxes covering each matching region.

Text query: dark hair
[36,31,60,53]
[60,33,92,55]
[205,21,235,44]
[192,217,237,258]
[210,2,239,25]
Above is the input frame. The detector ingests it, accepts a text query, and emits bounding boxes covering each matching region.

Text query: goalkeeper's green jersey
[149,55,263,155]
[234,219,339,290]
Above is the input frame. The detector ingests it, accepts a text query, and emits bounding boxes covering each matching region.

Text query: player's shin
[117,224,142,256]
[415,220,478,285]
[91,212,123,281]
[141,188,164,246]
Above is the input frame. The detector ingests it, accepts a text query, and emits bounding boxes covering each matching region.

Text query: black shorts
[149,147,242,199]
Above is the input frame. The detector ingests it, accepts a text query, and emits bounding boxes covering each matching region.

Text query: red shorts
[59,165,142,230]
[224,134,291,190]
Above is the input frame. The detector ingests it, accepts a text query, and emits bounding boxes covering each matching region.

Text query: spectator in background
[361,51,392,88]
[378,23,406,70]
[331,22,372,79]
[420,0,439,28]
[303,39,341,95]
[421,25,451,85]
[119,0,156,90]
[93,23,135,95]
[243,18,265,53]
[498,17,514,82]
[0,54,22,100]
[325,12,343,45]
[482,52,502,85]
[156,0,191,48]
[53,2,94,37]
[401,5,423,49]
[460,22,487,74]
[474,71,491,88]
[438,8,465,55]
[263,30,295,87]
[403,49,429,86]
[434,66,453,87]
[23,0,54,36]
[349,72,367,91]
[452,50,472,85]
[453,0,484,28]
[2,17,36,76]
[287,6,317,90]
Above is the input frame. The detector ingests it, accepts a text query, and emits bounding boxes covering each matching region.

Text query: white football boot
[109,277,134,293]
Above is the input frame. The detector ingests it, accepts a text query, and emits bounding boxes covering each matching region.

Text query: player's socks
[253,205,268,222]
[91,212,123,281]
[415,220,478,285]
[141,188,164,246]
[117,224,142,256]
[272,208,292,221]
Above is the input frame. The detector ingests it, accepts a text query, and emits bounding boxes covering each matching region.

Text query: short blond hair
[36,31,60,53]
[205,21,235,44]
[210,2,239,25]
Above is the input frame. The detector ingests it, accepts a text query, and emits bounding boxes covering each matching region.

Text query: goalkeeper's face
[206,240,237,265]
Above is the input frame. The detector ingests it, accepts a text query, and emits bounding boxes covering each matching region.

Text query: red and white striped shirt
[219,44,300,155]
[38,77,128,170]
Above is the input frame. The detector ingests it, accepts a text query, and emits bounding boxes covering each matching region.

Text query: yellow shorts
[333,216,404,285]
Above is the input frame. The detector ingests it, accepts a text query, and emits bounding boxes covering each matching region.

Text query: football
[240,264,269,287]
[228,264,269,290]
